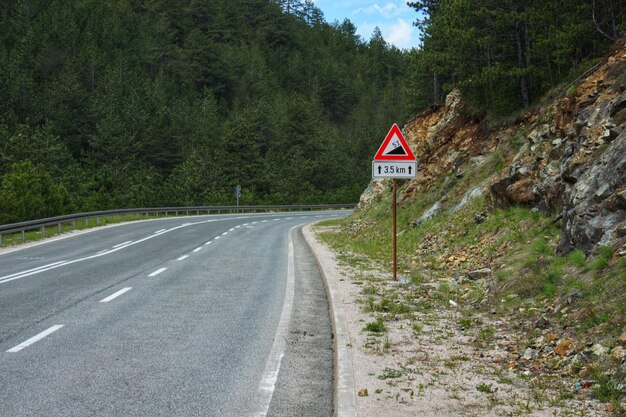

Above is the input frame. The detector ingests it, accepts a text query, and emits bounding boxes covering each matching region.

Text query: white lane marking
[261,220,268,223]
[204,242,212,246]
[112,241,133,248]
[0,213,321,285]
[177,255,189,261]
[235,225,241,229]
[273,219,280,221]
[0,261,66,284]
[285,217,293,220]
[214,236,221,240]
[154,229,167,234]
[229,228,235,232]
[100,287,132,303]
[252,226,297,417]
[7,325,64,353]
[221,232,228,236]
[251,221,258,225]
[148,267,167,277]
[193,247,202,253]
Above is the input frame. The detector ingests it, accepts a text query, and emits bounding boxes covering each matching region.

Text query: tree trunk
[516,23,530,108]
[433,71,442,105]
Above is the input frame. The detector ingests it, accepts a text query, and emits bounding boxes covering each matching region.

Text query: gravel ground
[304,224,609,417]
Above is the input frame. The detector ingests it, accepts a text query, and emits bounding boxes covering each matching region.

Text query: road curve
[0,211,347,417]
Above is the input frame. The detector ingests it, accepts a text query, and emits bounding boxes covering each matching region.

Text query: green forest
[0,0,623,223]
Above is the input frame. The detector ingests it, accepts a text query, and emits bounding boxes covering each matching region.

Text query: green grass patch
[363,318,387,333]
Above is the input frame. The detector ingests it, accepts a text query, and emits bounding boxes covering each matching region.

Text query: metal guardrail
[0,204,355,244]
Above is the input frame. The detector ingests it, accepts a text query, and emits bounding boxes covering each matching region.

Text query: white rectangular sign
[372,161,417,179]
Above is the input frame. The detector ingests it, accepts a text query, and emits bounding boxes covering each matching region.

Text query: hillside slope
[323,37,625,415]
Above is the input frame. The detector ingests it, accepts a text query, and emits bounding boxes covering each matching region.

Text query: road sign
[371,123,419,281]
[372,161,417,179]
[373,123,416,161]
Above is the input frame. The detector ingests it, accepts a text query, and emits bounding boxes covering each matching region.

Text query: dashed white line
[112,241,133,248]
[100,287,132,303]
[193,247,203,253]
[154,229,167,234]
[243,223,249,226]
[229,228,235,232]
[251,221,258,225]
[177,255,189,261]
[262,220,268,223]
[148,267,167,277]
[235,225,241,229]
[205,242,212,246]
[214,236,221,240]
[7,325,64,353]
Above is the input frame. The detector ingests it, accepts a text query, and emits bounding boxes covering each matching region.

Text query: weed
[477,382,494,393]
[459,318,473,328]
[362,285,378,295]
[568,249,587,268]
[378,368,403,380]
[477,326,496,343]
[591,246,613,275]
[364,319,387,333]
[412,323,423,333]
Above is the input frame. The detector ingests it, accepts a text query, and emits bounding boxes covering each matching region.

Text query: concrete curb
[302,224,357,417]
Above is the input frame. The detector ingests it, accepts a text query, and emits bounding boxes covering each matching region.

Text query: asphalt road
[0,211,346,417]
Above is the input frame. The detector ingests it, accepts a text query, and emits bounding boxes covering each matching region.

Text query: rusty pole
[392,179,397,280]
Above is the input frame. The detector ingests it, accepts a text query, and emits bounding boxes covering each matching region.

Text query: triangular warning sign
[373,124,416,161]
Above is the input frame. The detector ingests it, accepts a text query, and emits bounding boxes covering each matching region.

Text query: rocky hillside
[359,37,626,258]
[342,37,626,414]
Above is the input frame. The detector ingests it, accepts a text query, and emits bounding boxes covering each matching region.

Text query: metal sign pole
[392,179,397,280]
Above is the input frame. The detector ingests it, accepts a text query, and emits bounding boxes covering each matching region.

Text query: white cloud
[358,19,415,49]
[384,19,414,49]
[354,3,401,17]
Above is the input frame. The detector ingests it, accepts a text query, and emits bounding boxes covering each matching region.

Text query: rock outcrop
[358,37,626,255]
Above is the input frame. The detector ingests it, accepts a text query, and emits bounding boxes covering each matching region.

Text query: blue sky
[312,0,421,49]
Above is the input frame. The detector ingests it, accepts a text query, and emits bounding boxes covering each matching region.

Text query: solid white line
[7,325,64,353]
[112,241,133,248]
[0,261,66,283]
[252,226,296,417]
[193,247,202,253]
[100,287,132,303]
[148,267,167,277]
[177,255,189,261]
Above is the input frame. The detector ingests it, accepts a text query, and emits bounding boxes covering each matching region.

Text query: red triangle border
[373,124,416,161]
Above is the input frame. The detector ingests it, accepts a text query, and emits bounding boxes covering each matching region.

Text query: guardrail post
[96,217,99,225]
[58,223,61,234]
[72,221,76,230]
[41,226,45,238]
[21,230,25,241]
